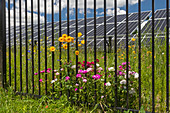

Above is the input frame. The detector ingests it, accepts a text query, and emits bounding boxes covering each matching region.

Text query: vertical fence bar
[25,0,28,94]
[104,0,107,96]
[52,0,55,93]
[0,0,6,88]
[44,0,47,95]
[84,0,87,105]
[166,0,169,112]
[152,0,155,112]
[31,0,34,94]
[94,0,97,103]
[67,0,70,99]
[8,0,11,86]
[38,0,41,95]
[59,0,62,97]
[126,0,129,109]
[114,0,118,108]
[19,0,22,92]
[14,0,16,92]
[138,0,141,110]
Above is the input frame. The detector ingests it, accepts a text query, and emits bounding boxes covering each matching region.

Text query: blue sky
[5,0,170,25]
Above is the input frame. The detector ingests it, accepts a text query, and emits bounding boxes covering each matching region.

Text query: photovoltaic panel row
[128,11,151,21]
[142,19,169,33]
[154,9,170,18]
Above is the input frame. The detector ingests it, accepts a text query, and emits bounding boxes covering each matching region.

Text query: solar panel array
[6,9,169,48]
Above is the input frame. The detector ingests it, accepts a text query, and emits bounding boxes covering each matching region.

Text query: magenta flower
[119,71,123,75]
[47,70,50,73]
[122,62,126,66]
[34,73,38,75]
[108,75,111,77]
[80,87,83,89]
[76,74,82,78]
[119,65,122,68]
[83,79,87,83]
[78,70,83,74]
[40,71,44,73]
[82,70,88,74]
[48,68,51,70]
[65,76,70,81]
[92,74,101,80]
[75,88,78,91]
[39,79,43,82]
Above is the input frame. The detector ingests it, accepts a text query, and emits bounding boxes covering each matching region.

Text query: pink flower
[122,62,126,66]
[80,87,83,89]
[97,67,103,71]
[83,61,85,63]
[34,73,38,75]
[48,68,51,70]
[101,96,104,99]
[61,68,64,71]
[65,76,70,81]
[40,70,45,73]
[92,74,101,80]
[39,79,43,82]
[102,56,104,59]
[119,71,123,75]
[76,74,82,78]
[56,72,60,76]
[108,75,111,77]
[87,68,93,72]
[78,70,83,74]
[47,70,50,73]
[83,79,87,83]
[75,88,78,91]
[119,65,122,68]
[75,83,79,86]
[91,62,94,65]
[98,70,101,73]
[104,83,106,85]
[82,70,88,74]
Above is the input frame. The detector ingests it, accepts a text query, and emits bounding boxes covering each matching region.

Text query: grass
[2,33,170,112]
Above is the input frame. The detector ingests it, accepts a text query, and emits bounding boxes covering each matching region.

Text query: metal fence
[0,0,170,112]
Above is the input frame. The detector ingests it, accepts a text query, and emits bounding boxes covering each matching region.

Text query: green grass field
[2,34,170,112]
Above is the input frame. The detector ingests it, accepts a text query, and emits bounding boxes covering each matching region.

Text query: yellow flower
[58,37,64,42]
[62,34,67,39]
[134,57,136,59]
[121,54,123,56]
[120,58,124,60]
[133,51,136,54]
[81,40,85,44]
[50,46,56,52]
[131,38,136,41]
[128,45,131,48]
[40,39,43,41]
[75,50,79,55]
[132,45,135,48]
[71,37,74,41]
[78,44,82,47]
[78,32,82,37]
[29,39,31,42]
[66,36,72,43]
[154,56,156,59]
[147,51,150,54]
[63,44,68,49]
[118,56,121,58]
[47,37,49,40]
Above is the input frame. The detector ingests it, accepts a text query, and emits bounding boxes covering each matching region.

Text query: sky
[5,0,170,27]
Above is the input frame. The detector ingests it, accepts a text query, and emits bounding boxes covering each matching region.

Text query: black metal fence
[0,0,170,112]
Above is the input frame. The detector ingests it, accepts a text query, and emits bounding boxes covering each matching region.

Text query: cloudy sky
[6,0,170,26]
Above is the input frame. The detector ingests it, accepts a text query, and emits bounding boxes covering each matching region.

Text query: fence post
[0,0,6,88]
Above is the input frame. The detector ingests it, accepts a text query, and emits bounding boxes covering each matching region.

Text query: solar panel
[128,11,151,21]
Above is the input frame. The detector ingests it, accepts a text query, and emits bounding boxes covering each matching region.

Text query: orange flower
[45,105,48,108]
[66,36,72,43]
[81,40,85,44]
[62,34,67,39]
[63,44,68,49]
[71,37,74,41]
[131,38,136,41]
[75,50,79,55]
[78,32,82,37]
[50,46,56,52]
[58,37,64,42]
[78,44,82,47]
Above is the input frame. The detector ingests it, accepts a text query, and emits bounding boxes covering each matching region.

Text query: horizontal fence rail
[0,0,170,112]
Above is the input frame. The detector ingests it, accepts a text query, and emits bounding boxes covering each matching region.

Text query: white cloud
[107,8,126,16]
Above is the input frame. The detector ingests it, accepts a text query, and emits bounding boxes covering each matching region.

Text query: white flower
[71,65,76,69]
[105,82,111,86]
[120,80,126,85]
[162,53,164,55]
[129,88,136,94]
[96,63,100,67]
[101,79,104,81]
[108,67,115,72]
[101,96,104,99]
[123,86,126,89]
[54,78,58,81]
[51,80,55,84]
[134,73,139,79]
